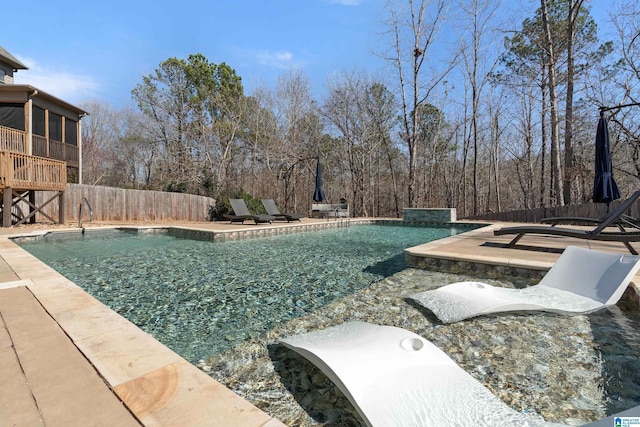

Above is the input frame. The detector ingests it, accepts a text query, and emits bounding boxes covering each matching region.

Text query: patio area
[0,218,638,426]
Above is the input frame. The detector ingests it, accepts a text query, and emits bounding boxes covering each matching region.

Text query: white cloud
[256,50,302,69]
[13,56,100,104]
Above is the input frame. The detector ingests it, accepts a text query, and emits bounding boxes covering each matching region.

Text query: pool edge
[0,235,287,427]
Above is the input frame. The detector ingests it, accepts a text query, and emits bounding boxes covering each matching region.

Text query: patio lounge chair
[223,199,276,224]
[539,190,640,230]
[493,189,640,254]
[410,246,640,323]
[261,199,303,222]
[280,321,565,427]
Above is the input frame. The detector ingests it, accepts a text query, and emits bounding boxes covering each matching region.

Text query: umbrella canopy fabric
[313,158,326,202]
[592,116,621,204]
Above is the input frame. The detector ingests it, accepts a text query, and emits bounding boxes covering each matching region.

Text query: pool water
[18,224,457,363]
[201,268,640,425]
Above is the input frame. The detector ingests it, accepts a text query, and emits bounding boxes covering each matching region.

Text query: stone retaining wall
[403,208,457,223]
[405,253,547,281]
[166,220,373,241]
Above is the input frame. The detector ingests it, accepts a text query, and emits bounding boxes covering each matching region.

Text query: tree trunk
[541,0,564,206]
[563,0,584,205]
[540,66,548,208]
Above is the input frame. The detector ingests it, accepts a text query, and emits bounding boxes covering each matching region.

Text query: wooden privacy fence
[34,184,215,223]
[467,197,640,223]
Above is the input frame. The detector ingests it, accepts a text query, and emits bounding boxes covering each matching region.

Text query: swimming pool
[18,224,460,363]
[14,223,640,425]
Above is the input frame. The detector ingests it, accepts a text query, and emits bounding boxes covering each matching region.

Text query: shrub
[164,181,188,193]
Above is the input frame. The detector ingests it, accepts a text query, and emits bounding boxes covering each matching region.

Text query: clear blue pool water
[18,224,462,363]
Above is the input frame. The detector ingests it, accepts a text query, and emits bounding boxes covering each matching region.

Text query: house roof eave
[0,84,88,116]
[0,46,28,70]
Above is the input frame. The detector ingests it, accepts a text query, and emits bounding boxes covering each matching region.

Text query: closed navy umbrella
[592,116,621,205]
[313,158,326,202]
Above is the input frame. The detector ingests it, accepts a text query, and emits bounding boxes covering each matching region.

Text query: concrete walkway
[0,283,139,426]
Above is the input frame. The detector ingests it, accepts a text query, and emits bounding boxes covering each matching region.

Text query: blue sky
[3,0,614,108]
[4,0,384,107]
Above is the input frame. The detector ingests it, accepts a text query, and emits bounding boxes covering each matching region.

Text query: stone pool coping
[0,234,286,426]
[1,218,639,425]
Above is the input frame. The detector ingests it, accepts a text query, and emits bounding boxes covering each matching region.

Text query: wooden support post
[3,188,12,227]
[58,191,65,225]
[28,191,36,224]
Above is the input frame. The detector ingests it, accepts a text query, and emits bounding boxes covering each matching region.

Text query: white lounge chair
[411,246,640,324]
[280,321,566,427]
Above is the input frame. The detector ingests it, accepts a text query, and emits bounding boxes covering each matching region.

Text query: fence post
[3,187,12,227]
[58,190,65,225]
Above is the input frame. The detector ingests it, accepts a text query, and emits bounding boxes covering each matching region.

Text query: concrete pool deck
[0,218,639,426]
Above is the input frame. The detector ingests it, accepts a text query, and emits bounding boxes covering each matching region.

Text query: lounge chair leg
[623,242,638,255]
[507,234,524,247]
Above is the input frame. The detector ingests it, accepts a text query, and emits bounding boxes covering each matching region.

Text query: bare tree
[562,0,585,204]
[79,101,122,186]
[382,0,457,207]
[115,109,159,189]
[540,0,565,206]
[600,0,640,189]
[457,0,501,214]
[244,86,279,194]
[365,81,402,217]
[273,69,319,211]
[323,71,372,216]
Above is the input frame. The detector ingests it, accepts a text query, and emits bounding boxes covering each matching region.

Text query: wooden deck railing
[0,152,66,191]
[2,126,78,167]
[65,143,79,164]
[34,137,79,167]
[0,125,26,153]
[49,139,65,160]
[32,134,48,157]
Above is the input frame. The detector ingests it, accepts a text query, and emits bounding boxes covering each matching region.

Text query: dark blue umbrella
[313,158,326,202]
[592,116,621,205]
